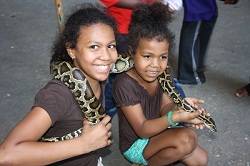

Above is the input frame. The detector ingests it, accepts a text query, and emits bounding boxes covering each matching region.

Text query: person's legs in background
[177,16,216,85]
[197,16,217,77]
[177,21,204,84]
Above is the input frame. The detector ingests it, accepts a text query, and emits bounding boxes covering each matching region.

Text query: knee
[176,128,197,155]
[0,146,14,165]
[197,149,208,166]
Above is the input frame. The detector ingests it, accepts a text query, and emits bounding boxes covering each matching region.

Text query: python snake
[41,54,216,142]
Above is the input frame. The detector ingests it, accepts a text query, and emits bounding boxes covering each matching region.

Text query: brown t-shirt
[33,80,103,166]
[112,73,163,153]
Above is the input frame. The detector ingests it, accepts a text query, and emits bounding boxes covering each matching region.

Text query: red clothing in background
[100,0,132,34]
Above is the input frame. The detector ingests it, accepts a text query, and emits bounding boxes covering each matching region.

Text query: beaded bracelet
[167,111,179,127]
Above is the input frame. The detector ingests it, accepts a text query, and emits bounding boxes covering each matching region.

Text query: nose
[101,47,118,63]
[100,47,118,63]
[151,58,160,68]
[100,47,112,61]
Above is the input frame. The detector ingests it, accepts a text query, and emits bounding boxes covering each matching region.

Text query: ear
[66,48,76,59]
[65,43,76,59]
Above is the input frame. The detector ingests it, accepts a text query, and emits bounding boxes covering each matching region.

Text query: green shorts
[123,138,149,165]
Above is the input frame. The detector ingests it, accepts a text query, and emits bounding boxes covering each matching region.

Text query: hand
[80,115,112,153]
[162,0,183,11]
[173,108,201,124]
[173,98,208,129]
[185,97,204,109]
[174,109,206,129]
[185,97,210,117]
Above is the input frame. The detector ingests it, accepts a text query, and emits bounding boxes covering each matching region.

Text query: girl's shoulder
[34,80,76,125]
[39,80,71,95]
[35,79,74,107]
[34,79,73,111]
[112,72,141,107]
[113,72,140,91]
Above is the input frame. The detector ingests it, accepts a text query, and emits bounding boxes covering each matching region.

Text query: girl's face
[68,23,117,83]
[133,38,169,83]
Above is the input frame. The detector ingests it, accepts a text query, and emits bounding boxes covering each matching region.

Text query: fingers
[200,108,210,117]
[197,99,204,104]
[82,115,111,127]
[192,123,205,130]
[177,108,199,122]
[196,106,210,117]
[188,111,200,120]
[105,122,112,131]
[100,115,111,126]
[107,131,112,138]
[185,98,204,110]
[185,97,204,104]
[100,115,112,134]
[189,99,211,117]
[79,116,113,151]
[82,116,112,136]
[107,131,112,145]
[107,139,112,146]
[190,117,203,124]
[101,116,112,146]
[193,99,204,105]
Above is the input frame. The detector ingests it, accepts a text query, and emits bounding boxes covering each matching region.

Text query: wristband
[167,111,179,127]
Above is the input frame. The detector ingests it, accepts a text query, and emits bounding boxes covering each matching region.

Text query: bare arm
[0,107,111,165]
[120,93,204,138]
[121,103,170,138]
[160,93,175,116]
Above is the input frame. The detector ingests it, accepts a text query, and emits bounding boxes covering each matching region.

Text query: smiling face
[68,23,118,84]
[133,37,169,83]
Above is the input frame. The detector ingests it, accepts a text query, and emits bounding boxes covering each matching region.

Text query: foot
[235,83,250,97]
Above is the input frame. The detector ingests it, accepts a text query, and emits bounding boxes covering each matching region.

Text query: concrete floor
[0,0,249,165]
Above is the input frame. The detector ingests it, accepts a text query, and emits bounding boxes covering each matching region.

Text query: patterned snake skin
[41,54,216,142]
[158,68,216,131]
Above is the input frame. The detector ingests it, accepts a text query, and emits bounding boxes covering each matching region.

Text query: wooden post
[54,0,64,33]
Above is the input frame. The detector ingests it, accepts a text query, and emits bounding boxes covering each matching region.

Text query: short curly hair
[128,2,174,54]
[50,3,117,66]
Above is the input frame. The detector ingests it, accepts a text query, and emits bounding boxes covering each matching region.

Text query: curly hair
[128,2,174,54]
[50,3,117,66]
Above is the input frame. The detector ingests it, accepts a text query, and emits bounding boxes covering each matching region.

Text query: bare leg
[143,128,204,166]
[181,145,208,166]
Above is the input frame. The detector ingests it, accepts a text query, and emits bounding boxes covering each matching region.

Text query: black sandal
[235,83,250,97]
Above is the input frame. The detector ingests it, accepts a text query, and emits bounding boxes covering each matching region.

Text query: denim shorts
[123,138,149,165]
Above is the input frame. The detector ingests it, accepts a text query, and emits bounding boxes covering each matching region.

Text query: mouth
[94,64,112,73]
[147,70,160,77]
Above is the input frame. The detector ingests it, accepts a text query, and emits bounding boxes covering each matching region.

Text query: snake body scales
[41,54,216,142]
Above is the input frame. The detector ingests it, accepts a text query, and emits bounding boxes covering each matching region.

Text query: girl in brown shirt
[113,3,208,166]
[0,4,117,165]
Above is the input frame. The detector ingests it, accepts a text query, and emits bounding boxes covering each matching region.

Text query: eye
[143,55,151,59]
[108,44,116,49]
[161,55,168,60]
[160,54,168,60]
[89,45,99,50]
